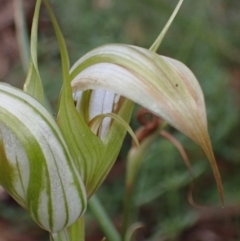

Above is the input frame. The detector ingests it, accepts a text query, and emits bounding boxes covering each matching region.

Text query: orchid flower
[0,0,223,240]
[69,44,223,203]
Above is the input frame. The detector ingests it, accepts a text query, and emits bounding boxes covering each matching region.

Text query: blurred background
[1,0,240,240]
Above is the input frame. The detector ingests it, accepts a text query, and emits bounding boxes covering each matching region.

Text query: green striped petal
[0,83,87,232]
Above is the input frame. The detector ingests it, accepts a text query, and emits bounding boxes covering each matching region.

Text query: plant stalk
[121,124,166,240]
[89,194,121,241]
[68,216,85,241]
[50,229,70,241]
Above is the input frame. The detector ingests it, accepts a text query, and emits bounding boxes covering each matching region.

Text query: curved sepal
[70,44,206,144]
[0,83,87,232]
[70,44,223,203]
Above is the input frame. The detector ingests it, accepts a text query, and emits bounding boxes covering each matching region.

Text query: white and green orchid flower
[69,43,223,203]
[65,0,222,202]
[0,0,223,240]
[0,83,87,232]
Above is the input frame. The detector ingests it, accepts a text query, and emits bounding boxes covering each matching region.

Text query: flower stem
[122,124,167,240]
[50,229,70,241]
[89,194,121,241]
[68,217,85,241]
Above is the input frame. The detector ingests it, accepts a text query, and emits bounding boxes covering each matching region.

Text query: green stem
[50,229,70,241]
[89,194,121,241]
[68,216,85,241]
[121,124,167,241]
[13,0,30,72]
[121,183,134,241]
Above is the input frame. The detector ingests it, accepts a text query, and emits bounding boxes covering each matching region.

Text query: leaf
[0,83,87,232]
[23,0,44,104]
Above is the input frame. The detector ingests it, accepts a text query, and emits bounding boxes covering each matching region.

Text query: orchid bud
[0,84,87,232]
